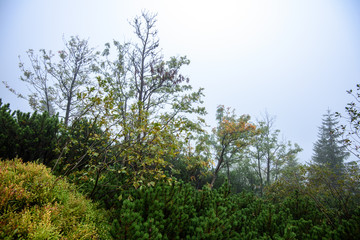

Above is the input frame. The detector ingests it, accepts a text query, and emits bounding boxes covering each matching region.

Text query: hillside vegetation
[1,11,360,239]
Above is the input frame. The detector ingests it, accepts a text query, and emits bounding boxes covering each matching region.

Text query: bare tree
[3,49,56,115]
[5,36,98,126]
[129,12,161,113]
[100,11,204,137]
[336,84,360,160]
[49,36,98,126]
[249,113,301,195]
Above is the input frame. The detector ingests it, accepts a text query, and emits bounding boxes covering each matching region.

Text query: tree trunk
[266,156,271,185]
[64,65,78,126]
[64,94,72,127]
[210,155,224,189]
[226,161,231,186]
[90,167,102,198]
[257,150,263,196]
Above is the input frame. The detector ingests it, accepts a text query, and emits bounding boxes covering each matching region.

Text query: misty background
[1,0,360,163]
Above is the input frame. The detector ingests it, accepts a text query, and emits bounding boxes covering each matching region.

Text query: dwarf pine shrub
[109,181,276,239]
[108,180,360,239]
[0,158,110,239]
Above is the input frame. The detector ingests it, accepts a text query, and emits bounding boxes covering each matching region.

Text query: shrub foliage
[108,181,360,240]
[0,159,110,239]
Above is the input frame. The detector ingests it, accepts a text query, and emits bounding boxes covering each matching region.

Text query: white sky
[1,0,360,163]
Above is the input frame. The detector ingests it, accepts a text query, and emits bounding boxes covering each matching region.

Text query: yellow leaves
[219,117,253,136]
[133,181,140,189]
[118,167,127,174]
[218,119,254,143]
[199,160,206,167]
[215,106,258,149]
[245,122,256,131]
[77,92,87,100]
[129,167,169,190]
[122,144,171,189]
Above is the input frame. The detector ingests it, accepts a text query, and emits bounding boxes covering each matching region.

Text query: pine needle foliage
[0,99,59,165]
[312,109,349,174]
[109,180,360,239]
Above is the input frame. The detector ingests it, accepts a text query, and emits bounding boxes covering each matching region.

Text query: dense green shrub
[0,158,110,239]
[0,100,59,165]
[54,117,110,175]
[108,180,360,239]
[108,182,271,239]
[266,164,360,240]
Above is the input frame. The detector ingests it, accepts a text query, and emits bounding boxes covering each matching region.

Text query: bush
[109,181,291,239]
[108,179,360,240]
[0,100,59,166]
[266,164,360,239]
[0,158,110,239]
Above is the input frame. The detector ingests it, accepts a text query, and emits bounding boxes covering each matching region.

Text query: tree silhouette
[312,109,349,175]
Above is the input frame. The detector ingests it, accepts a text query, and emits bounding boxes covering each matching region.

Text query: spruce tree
[312,109,349,174]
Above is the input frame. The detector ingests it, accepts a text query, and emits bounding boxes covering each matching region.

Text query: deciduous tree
[336,84,360,160]
[210,105,257,188]
[247,113,301,195]
[76,11,208,190]
[4,36,99,126]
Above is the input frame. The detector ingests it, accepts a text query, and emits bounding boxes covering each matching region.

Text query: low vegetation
[0,159,110,239]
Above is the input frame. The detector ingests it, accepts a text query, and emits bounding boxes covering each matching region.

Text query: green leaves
[109,180,360,239]
[336,84,360,160]
[0,159,110,239]
[15,36,99,126]
[210,105,258,188]
[0,100,59,165]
